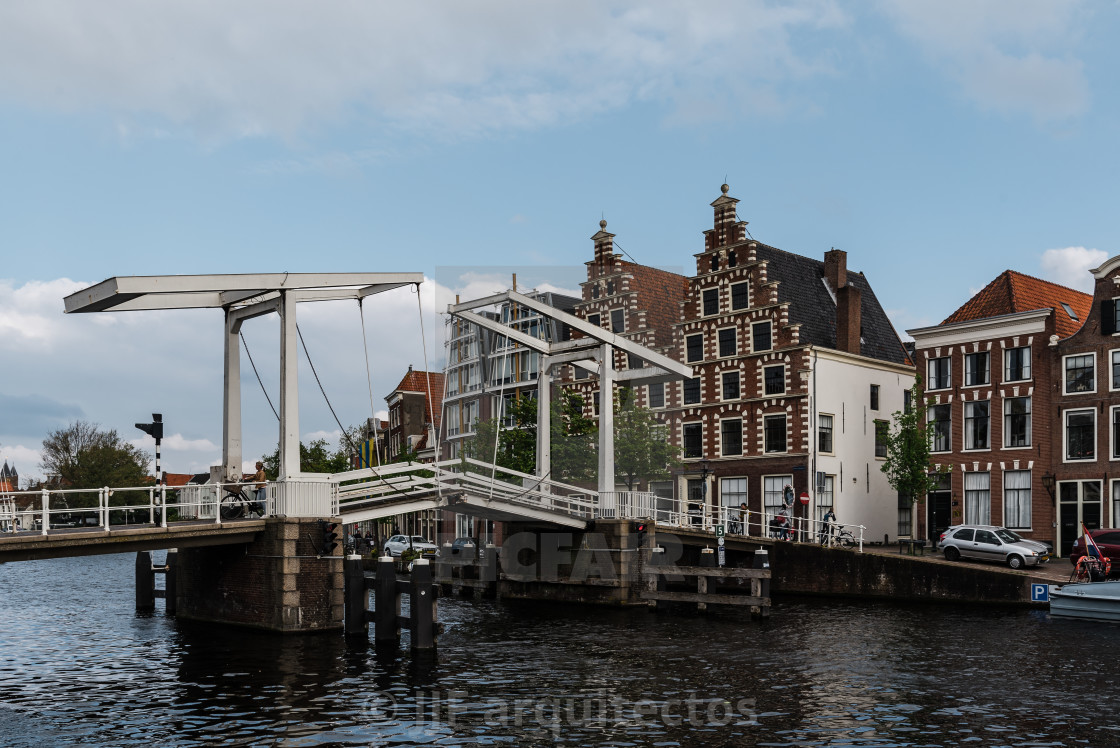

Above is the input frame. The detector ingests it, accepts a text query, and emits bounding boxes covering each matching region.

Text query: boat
[1050,580,1120,621]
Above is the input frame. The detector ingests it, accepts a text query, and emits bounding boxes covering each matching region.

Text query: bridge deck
[0,519,266,562]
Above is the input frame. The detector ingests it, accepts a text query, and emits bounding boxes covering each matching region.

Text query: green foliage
[614,387,679,490]
[261,426,359,478]
[39,421,151,505]
[880,377,952,535]
[551,389,597,483]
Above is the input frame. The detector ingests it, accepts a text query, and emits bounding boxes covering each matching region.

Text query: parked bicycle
[219,485,265,520]
[825,525,857,548]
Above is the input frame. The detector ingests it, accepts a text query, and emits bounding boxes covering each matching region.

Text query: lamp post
[699,458,711,526]
[1042,473,1057,506]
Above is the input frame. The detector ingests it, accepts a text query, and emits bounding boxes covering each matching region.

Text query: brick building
[908,270,1093,551]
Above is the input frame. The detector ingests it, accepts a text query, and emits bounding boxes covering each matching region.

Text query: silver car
[940,525,1051,570]
[382,534,440,559]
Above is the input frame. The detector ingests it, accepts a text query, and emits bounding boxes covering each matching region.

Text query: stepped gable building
[908,270,1093,552]
[1049,255,1120,555]
[1,461,17,493]
[565,184,914,540]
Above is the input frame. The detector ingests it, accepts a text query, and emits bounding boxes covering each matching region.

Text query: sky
[2,1,1119,483]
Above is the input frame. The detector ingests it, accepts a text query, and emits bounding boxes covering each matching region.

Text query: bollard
[699,547,716,568]
[374,556,399,645]
[344,554,368,636]
[410,559,436,650]
[135,551,155,613]
[753,549,771,619]
[649,545,667,613]
[165,550,178,617]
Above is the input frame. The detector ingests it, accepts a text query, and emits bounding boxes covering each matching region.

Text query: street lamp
[1041,473,1057,505]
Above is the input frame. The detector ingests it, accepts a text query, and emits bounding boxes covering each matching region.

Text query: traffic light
[630,520,647,548]
[135,413,163,441]
[319,521,339,556]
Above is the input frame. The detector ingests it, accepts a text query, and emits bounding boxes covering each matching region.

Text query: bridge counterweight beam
[135,551,155,613]
[344,555,368,636]
[374,556,399,644]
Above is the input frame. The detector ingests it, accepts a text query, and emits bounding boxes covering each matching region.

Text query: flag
[1083,522,1103,560]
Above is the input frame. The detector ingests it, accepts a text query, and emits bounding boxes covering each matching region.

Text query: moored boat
[1050,580,1120,621]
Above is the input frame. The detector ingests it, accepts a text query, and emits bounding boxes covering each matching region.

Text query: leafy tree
[880,377,952,538]
[261,426,359,478]
[550,389,597,483]
[614,387,679,490]
[39,420,151,506]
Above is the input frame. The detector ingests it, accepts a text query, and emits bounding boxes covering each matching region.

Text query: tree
[40,421,151,504]
[614,387,680,490]
[880,377,952,538]
[261,427,359,478]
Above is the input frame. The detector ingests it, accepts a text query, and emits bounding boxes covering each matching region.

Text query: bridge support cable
[415,283,441,499]
[240,331,280,421]
[357,297,382,468]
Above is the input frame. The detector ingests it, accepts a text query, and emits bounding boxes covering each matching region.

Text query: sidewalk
[858,541,1076,583]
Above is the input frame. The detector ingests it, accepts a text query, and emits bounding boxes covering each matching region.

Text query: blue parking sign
[1031,583,1049,602]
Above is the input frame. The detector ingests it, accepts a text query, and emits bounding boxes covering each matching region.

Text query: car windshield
[996,529,1022,543]
[411,536,429,544]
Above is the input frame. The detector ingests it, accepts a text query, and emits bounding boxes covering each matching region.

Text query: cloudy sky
[2,1,1118,482]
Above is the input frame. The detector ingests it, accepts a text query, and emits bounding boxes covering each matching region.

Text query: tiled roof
[942,270,1092,338]
[390,369,445,428]
[621,261,689,350]
[754,244,911,365]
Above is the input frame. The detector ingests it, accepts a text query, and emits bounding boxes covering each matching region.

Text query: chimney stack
[824,248,847,291]
[836,285,862,354]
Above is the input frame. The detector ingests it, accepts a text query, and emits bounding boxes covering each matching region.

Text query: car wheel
[1007,554,1025,570]
[944,546,961,562]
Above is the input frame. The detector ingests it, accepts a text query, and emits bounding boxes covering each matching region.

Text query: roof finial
[721,182,729,195]
[599,219,607,230]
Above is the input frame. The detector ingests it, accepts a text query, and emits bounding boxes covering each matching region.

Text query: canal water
[0,553,1116,747]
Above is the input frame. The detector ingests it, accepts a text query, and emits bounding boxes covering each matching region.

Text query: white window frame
[763,364,786,396]
[751,320,773,353]
[610,308,625,334]
[1003,396,1032,449]
[720,370,740,401]
[1063,407,1097,463]
[720,417,743,457]
[1002,469,1032,530]
[702,287,719,317]
[1111,348,1120,392]
[963,351,990,388]
[818,413,835,455]
[647,381,665,410]
[1004,346,1031,383]
[763,475,793,511]
[1063,352,1097,395]
[681,421,704,460]
[928,403,951,453]
[730,281,750,311]
[685,333,704,363]
[763,414,787,454]
[716,326,737,358]
[1111,405,1120,461]
[927,356,951,391]
[964,471,991,525]
[720,477,748,511]
[963,400,991,452]
[1112,479,1120,528]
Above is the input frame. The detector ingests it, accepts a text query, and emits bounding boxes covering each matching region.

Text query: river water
[0,553,1116,747]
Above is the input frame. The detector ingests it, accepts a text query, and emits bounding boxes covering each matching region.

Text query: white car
[382,535,440,559]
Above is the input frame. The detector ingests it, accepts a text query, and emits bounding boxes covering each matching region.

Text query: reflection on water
[1,553,1118,746]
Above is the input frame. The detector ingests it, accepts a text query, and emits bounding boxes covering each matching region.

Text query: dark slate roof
[754,243,911,366]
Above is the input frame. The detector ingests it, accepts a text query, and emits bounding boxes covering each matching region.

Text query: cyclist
[251,461,267,516]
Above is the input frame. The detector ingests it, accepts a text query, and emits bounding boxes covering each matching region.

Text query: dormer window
[1061,302,1078,320]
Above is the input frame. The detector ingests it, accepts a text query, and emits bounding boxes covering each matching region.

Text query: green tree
[550,389,597,483]
[614,387,679,490]
[39,421,151,506]
[261,426,359,478]
[880,377,952,538]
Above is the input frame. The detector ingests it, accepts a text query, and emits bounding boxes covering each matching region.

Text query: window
[816,475,834,524]
[964,472,991,525]
[964,401,990,450]
[686,334,704,363]
[1066,409,1096,461]
[761,365,783,395]
[870,384,880,410]
[627,353,641,370]
[1114,481,1120,528]
[728,250,737,268]
[731,282,749,310]
[574,365,589,380]
[1112,350,1120,391]
[592,391,600,416]
[928,356,950,390]
[903,389,912,414]
[721,477,746,511]
[683,377,701,405]
[610,309,625,333]
[874,420,889,458]
[722,371,740,400]
[1004,397,1031,448]
[587,313,601,328]
[898,492,912,538]
[1004,470,1031,529]
[703,289,719,316]
[606,281,615,295]
[718,328,736,358]
[710,255,718,273]
[764,476,792,511]
[648,382,665,409]
[683,423,703,458]
[1114,407,1120,459]
[964,352,990,386]
[1005,346,1031,382]
[764,414,786,453]
[721,419,742,456]
[819,414,834,453]
[929,404,951,452]
[1065,354,1095,394]
[592,285,600,299]
[752,321,772,352]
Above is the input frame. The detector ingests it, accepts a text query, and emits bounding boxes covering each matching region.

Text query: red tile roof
[942,270,1092,339]
[161,473,194,488]
[391,369,445,429]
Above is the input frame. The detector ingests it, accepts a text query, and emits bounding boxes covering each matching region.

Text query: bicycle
[219,484,265,520]
[820,524,857,548]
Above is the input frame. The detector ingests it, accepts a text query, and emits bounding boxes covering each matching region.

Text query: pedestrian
[738,501,749,535]
[251,461,267,515]
[777,505,792,541]
[821,507,837,545]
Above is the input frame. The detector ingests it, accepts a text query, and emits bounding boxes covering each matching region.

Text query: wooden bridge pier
[344,555,440,649]
[643,547,771,618]
[135,549,177,615]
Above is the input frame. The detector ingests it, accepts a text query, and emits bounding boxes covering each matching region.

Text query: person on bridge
[251,461,267,515]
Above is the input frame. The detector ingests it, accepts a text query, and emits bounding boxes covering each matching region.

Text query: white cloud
[0,1,848,142]
[1040,246,1107,292]
[878,0,1090,122]
[0,444,43,480]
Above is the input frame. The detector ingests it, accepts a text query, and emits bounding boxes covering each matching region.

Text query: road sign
[1031,583,1049,603]
[799,491,810,506]
[716,524,725,538]
[717,545,726,567]
[717,536,725,547]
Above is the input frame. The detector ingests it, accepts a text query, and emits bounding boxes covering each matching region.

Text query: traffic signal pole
[135,413,164,486]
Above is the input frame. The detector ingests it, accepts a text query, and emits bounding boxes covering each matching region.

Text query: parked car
[382,535,440,559]
[450,537,477,555]
[939,525,1051,570]
[1069,529,1120,568]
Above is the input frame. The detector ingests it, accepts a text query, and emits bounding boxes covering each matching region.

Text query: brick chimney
[824,248,847,291]
[836,285,862,354]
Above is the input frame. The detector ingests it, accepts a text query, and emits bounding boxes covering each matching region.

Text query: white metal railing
[0,478,340,537]
[598,491,657,520]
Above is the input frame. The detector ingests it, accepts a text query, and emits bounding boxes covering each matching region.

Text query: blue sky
[2,1,1118,482]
